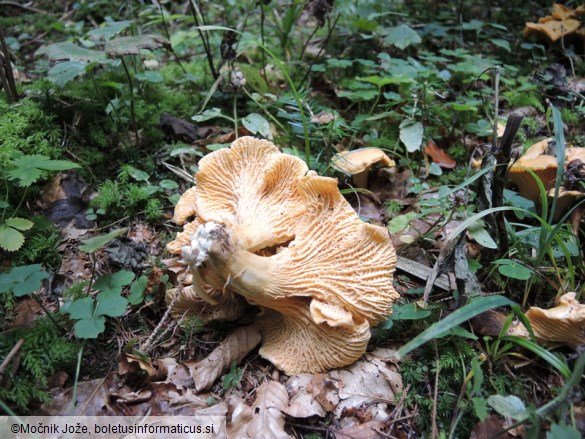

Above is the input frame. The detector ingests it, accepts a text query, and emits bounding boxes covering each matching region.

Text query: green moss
[0,98,62,161]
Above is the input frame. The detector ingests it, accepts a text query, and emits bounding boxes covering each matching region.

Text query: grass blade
[397,295,514,358]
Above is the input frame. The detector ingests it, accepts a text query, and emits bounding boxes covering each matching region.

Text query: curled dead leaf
[189,325,262,393]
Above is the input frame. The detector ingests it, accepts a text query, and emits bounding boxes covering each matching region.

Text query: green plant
[60,270,134,339]
[222,361,242,391]
[1,153,79,252]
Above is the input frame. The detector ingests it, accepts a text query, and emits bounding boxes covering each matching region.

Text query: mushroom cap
[547,186,585,221]
[523,18,581,42]
[331,147,395,175]
[525,293,585,348]
[331,147,395,187]
[194,136,309,252]
[173,186,197,225]
[508,155,558,203]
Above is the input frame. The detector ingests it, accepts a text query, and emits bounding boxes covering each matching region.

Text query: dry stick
[492,114,523,255]
[0,338,24,378]
[0,25,17,102]
[431,343,439,439]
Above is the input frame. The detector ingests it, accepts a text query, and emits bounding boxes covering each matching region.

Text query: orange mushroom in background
[167,137,399,374]
[331,147,396,188]
[523,3,585,43]
[509,293,585,348]
[507,138,585,221]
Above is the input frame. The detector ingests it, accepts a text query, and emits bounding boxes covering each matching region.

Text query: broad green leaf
[94,270,135,294]
[493,259,532,280]
[0,225,25,252]
[384,25,421,49]
[359,75,413,87]
[192,108,223,122]
[242,113,271,139]
[487,395,528,421]
[467,221,497,249]
[547,423,581,439]
[4,217,33,231]
[74,316,106,339]
[472,397,488,422]
[125,166,150,182]
[128,275,148,305]
[387,212,417,234]
[238,64,268,94]
[78,228,128,253]
[88,20,132,41]
[336,89,378,101]
[397,295,514,358]
[0,264,49,295]
[393,302,432,320]
[94,290,128,317]
[65,297,95,320]
[0,200,9,208]
[399,120,423,153]
[7,155,80,187]
[159,179,179,190]
[105,34,170,57]
[491,38,511,52]
[36,42,106,62]
[48,61,88,87]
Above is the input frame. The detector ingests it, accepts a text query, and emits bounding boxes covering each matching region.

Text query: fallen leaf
[246,380,291,439]
[189,325,262,393]
[284,373,327,418]
[425,139,456,169]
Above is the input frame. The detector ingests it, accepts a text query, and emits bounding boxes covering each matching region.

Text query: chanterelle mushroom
[168,137,399,374]
[331,147,396,188]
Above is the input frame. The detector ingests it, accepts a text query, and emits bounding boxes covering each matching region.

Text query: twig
[0,338,24,377]
[0,25,18,102]
[431,344,439,439]
[0,1,48,15]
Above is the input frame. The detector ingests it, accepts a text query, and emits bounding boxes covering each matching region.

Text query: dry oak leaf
[284,373,327,418]
[246,380,291,439]
[189,325,261,393]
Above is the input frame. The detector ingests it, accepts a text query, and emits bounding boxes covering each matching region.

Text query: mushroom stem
[182,222,276,308]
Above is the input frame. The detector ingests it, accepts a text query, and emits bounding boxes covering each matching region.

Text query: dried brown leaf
[425,139,456,169]
[246,381,291,439]
[189,325,261,392]
[284,373,327,418]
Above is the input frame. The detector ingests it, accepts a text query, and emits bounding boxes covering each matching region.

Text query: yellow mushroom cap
[523,19,581,42]
[508,155,558,203]
[173,138,399,374]
[331,147,395,188]
[525,293,585,348]
[547,187,585,221]
[194,136,309,252]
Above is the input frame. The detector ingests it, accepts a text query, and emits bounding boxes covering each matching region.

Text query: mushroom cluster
[523,3,585,43]
[508,138,585,221]
[167,137,399,374]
